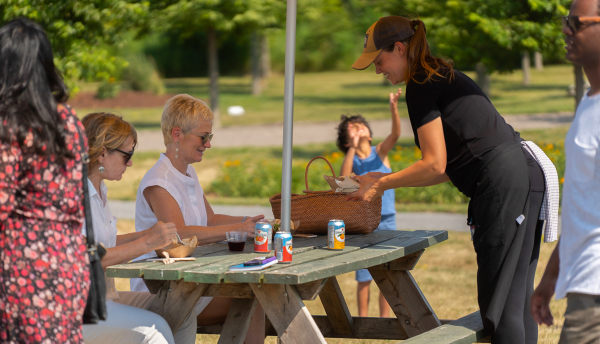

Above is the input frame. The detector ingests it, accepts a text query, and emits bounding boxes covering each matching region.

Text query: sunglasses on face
[562,16,600,34]
[188,132,214,145]
[114,148,134,164]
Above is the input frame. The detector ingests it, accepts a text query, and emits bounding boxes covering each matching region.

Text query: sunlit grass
[78,65,577,130]
[114,221,566,344]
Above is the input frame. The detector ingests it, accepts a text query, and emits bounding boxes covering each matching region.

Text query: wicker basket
[269,156,382,235]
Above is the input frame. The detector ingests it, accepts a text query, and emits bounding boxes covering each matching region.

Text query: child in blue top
[336,88,402,317]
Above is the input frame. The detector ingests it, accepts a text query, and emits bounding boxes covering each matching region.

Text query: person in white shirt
[531,0,600,342]
[131,94,265,343]
[80,112,197,344]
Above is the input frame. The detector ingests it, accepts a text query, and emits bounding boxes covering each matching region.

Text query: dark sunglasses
[562,16,600,33]
[114,148,134,164]
[188,132,214,145]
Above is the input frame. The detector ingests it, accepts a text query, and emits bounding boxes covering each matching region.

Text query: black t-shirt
[405,69,517,197]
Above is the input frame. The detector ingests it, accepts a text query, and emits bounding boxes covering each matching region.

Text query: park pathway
[136,112,573,151]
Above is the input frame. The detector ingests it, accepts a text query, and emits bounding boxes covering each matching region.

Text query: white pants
[83,291,197,344]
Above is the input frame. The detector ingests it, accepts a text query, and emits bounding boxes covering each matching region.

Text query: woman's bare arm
[144,186,258,245]
[101,221,178,269]
[410,173,450,187]
[115,231,146,246]
[203,195,263,226]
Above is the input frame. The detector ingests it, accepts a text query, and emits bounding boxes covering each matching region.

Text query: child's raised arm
[340,123,360,176]
[376,88,402,158]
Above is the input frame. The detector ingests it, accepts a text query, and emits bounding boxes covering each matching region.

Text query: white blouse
[129,153,212,316]
[82,179,120,301]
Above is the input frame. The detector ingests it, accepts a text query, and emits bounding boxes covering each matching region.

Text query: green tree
[377,0,569,91]
[157,0,284,126]
[1,0,150,93]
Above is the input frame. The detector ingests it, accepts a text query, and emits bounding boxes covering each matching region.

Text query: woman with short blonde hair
[132,94,265,343]
[80,112,197,344]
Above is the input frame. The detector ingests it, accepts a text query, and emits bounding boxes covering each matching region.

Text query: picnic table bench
[107,229,488,344]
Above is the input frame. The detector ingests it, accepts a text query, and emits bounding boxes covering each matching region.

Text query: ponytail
[403,19,454,84]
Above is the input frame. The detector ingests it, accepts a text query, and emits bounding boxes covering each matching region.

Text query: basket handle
[304,156,336,191]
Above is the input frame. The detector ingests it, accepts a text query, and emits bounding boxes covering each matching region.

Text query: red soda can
[274,231,292,263]
[254,220,272,253]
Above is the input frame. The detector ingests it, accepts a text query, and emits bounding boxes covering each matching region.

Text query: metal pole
[280,0,297,232]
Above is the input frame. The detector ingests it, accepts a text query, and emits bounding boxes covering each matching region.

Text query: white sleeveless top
[130,153,209,299]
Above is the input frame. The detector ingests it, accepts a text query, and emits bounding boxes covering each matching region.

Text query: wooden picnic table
[107,229,448,343]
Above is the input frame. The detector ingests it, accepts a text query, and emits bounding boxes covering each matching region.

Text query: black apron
[467,138,542,334]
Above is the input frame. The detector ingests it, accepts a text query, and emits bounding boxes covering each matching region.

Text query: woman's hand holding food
[240,215,265,236]
[347,174,384,202]
[144,221,178,250]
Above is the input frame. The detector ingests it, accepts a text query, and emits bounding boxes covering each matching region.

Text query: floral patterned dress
[0,104,90,343]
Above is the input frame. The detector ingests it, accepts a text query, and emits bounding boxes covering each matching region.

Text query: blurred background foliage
[0,0,151,92]
[0,0,571,87]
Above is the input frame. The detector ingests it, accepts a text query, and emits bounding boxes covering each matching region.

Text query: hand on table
[346,174,384,202]
[530,279,556,326]
[145,221,178,250]
[240,215,265,237]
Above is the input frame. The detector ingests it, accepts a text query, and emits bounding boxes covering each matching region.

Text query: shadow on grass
[128,122,162,130]
[165,83,252,95]
[492,83,569,92]
[341,82,391,89]
[293,95,386,105]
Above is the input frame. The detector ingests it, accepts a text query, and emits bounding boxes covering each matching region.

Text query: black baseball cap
[352,16,417,70]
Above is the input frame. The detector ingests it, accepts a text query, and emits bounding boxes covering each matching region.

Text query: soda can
[328,219,345,250]
[274,231,292,263]
[254,220,273,253]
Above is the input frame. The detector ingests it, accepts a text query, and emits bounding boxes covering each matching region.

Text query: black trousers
[469,144,545,344]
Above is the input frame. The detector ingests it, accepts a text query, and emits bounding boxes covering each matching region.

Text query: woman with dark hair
[0,18,90,343]
[348,16,559,343]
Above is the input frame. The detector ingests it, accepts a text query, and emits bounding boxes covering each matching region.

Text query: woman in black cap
[348,15,558,344]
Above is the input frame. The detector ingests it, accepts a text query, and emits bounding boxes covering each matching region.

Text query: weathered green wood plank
[107,235,359,281]
[106,260,158,278]
[142,241,259,280]
[222,230,411,284]
[107,236,323,279]
[106,242,231,278]
[181,234,352,283]
[400,311,489,344]
[260,230,447,284]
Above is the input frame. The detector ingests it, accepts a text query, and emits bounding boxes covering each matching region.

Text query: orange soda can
[328,219,345,250]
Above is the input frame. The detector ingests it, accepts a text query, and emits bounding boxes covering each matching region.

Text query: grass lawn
[78,65,578,130]
[114,221,566,344]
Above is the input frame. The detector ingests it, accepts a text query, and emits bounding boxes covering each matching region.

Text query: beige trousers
[559,293,600,344]
[83,291,197,344]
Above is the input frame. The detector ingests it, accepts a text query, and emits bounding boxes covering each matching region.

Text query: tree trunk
[252,33,271,96]
[475,62,491,96]
[575,64,585,111]
[534,51,543,70]
[522,51,531,86]
[208,26,221,127]
[261,34,271,79]
[252,33,262,96]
